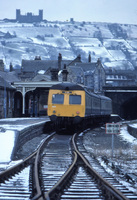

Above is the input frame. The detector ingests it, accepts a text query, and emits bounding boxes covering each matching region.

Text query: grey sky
[0,0,137,24]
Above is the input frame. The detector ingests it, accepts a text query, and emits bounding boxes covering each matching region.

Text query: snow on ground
[83,122,137,194]
[120,124,137,145]
[0,130,15,162]
[1,21,137,70]
[0,117,47,164]
[104,60,134,70]
[0,118,137,196]
[0,118,137,170]
[0,118,137,164]
[69,37,102,47]
[0,117,48,197]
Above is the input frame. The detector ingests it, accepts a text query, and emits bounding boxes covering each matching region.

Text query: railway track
[0,152,35,199]
[74,132,137,200]
[1,129,137,199]
[0,132,55,199]
[32,131,137,200]
[0,167,31,200]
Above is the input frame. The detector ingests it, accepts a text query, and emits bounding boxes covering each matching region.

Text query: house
[0,60,21,118]
[105,68,136,86]
[66,56,106,93]
[18,54,106,93]
[19,56,59,81]
[0,72,17,118]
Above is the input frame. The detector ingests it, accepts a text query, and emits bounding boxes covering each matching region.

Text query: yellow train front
[47,82,112,131]
[48,83,85,130]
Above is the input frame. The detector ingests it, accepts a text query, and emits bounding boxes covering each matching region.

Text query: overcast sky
[0,0,137,24]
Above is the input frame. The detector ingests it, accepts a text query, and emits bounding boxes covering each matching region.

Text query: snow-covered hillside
[0,21,137,71]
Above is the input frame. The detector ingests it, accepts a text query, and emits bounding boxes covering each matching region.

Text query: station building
[1,53,136,119]
[3,54,105,117]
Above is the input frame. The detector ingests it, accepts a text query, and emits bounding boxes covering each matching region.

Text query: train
[47,82,112,131]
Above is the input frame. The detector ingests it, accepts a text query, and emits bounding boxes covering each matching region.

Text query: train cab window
[52,94,64,104]
[69,95,81,105]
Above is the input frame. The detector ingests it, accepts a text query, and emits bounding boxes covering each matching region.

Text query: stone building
[66,56,106,93]
[105,68,136,87]
[16,9,43,23]
[0,72,18,118]
[11,54,106,117]
[0,60,21,118]
[0,60,4,71]
[18,54,106,93]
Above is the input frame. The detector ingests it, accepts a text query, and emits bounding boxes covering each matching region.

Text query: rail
[0,132,55,200]
[0,151,36,183]
[42,132,129,200]
[72,133,129,200]
[44,151,78,200]
[31,132,56,200]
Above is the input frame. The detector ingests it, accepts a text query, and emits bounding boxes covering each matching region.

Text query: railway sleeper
[124,173,137,184]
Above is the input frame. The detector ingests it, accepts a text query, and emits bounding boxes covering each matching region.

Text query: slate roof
[31,74,51,82]
[68,66,84,76]
[51,82,84,91]
[21,59,59,72]
[0,74,16,89]
[68,62,97,73]
[21,56,100,79]
[0,71,20,84]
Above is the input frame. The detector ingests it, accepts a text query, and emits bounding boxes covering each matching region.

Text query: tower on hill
[16,9,43,23]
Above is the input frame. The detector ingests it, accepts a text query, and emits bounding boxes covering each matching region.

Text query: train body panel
[100,95,112,116]
[85,91,101,116]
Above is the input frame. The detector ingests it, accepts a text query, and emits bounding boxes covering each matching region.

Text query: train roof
[85,88,112,100]
[50,82,84,91]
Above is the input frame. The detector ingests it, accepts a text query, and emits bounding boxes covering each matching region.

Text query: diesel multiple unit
[48,82,112,129]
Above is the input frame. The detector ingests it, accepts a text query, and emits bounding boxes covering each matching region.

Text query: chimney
[58,53,62,71]
[97,58,101,65]
[77,54,81,62]
[0,59,4,71]
[88,54,91,63]
[50,68,59,81]
[35,56,41,60]
[9,62,13,72]
[62,64,68,82]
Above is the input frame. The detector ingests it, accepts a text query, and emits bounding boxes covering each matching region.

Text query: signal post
[106,123,120,158]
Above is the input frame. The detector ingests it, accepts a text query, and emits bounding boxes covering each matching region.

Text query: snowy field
[0,21,137,70]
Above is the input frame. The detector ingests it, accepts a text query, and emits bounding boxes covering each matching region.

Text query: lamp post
[4,79,6,118]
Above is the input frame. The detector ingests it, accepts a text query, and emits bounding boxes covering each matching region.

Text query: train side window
[52,94,64,104]
[69,95,81,104]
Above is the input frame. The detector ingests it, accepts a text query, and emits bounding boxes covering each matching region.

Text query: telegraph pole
[4,78,6,118]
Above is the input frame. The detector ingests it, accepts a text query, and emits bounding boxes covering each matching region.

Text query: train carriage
[85,91,101,116]
[100,95,112,116]
[47,82,112,131]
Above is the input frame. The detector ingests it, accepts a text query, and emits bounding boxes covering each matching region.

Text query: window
[52,94,64,104]
[69,95,81,105]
